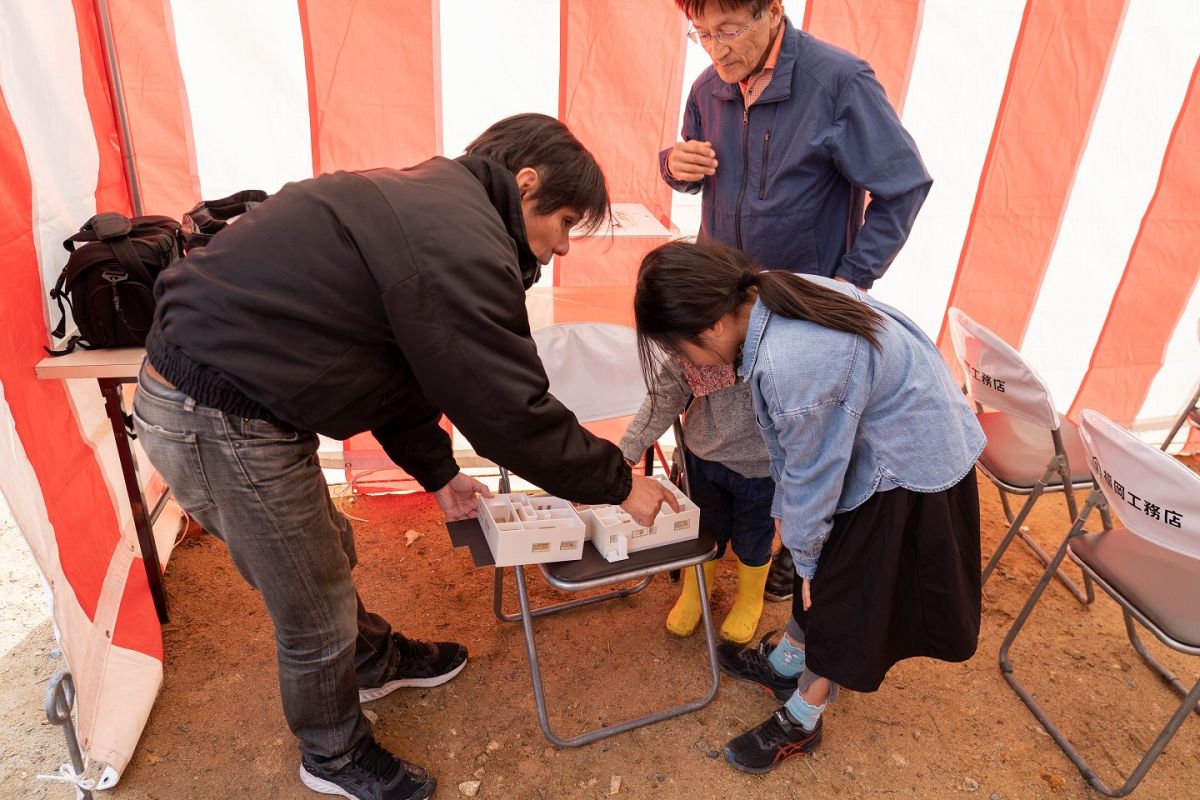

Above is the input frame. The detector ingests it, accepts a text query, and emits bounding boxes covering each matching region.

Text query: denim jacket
[662,17,931,290]
[737,277,985,579]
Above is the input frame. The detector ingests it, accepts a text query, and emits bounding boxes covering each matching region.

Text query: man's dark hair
[465,113,610,235]
[675,0,770,18]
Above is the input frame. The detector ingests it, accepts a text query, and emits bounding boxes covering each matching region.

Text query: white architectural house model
[579,477,700,562]
[478,477,700,566]
[477,494,587,567]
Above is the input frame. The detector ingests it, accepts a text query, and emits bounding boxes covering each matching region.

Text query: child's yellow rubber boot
[719,558,770,644]
[666,559,718,637]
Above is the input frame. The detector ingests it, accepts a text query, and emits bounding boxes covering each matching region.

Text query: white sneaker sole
[299,764,436,799]
[298,765,356,797]
[358,656,467,703]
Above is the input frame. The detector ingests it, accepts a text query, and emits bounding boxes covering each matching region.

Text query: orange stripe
[298,0,441,175]
[0,90,125,632]
[104,0,201,216]
[1067,56,1200,425]
[802,0,924,114]
[554,0,688,286]
[298,0,322,175]
[938,0,1127,360]
[73,0,133,215]
[1186,425,1200,454]
[113,557,163,658]
[296,1,444,489]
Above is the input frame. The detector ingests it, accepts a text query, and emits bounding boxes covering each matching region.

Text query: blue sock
[767,636,806,678]
[784,690,825,731]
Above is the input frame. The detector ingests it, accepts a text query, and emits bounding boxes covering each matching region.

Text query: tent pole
[94,0,144,216]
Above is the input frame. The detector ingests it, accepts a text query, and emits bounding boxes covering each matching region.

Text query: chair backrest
[1078,409,1200,560]
[531,322,647,423]
[946,307,1061,430]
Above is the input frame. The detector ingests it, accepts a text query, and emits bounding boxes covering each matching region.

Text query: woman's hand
[801,578,813,611]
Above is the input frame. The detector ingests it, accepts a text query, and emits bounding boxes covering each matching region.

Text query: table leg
[99,378,169,623]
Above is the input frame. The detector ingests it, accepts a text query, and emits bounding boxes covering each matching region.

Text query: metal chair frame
[1000,487,1200,797]
[1159,379,1199,452]
[492,395,718,746]
[947,307,1103,603]
[976,423,1111,604]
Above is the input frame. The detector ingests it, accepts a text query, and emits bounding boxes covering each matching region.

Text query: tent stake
[43,671,94,799]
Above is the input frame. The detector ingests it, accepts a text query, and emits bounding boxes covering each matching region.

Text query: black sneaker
[359,634,468,703]
[764,548,795,602]
[717,632,797,701]
[724,709,822,774]
[299,737,435,800]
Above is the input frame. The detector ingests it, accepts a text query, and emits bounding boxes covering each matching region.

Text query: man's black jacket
[147,155,632,504]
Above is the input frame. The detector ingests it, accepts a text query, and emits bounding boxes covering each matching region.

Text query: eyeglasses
[687,10,765,48]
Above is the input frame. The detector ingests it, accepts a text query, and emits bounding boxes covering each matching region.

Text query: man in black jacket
[132,114,677,800]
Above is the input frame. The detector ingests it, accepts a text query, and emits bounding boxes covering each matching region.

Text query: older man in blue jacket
[664,0,933,599]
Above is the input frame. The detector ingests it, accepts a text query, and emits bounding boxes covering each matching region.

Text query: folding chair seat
[489,322,719,747]
[947,308,1105,602]
[1000,409,1200,797]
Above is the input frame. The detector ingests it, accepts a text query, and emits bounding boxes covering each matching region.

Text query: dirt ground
[4,461,1200,800]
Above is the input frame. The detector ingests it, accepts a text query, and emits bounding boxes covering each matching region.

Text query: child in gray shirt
[619,358,774,644]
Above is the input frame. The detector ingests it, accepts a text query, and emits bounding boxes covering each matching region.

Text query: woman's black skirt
[792,468,981,692]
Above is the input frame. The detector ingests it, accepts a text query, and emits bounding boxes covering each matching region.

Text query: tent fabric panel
[51,571,161,776]
[105,0,201,217]
[1068,57,1200,425]
[1136,296,1200,444]
[437,0,560,158]
[871,0,1025,337]
[170,0,313,199]
[552,236,666,294]
[1020,1,1200,417]
[82,644,162,774]
[0,70,159,781]
[803,0,923,114]
[937,0,1127,361]
[298,0,442,174]
[72,0,134,217]
[343,424,452,495]
[111,555,164,659]
[554,0,688,285]
[0,1,120,621]
[558,0,687,223]
[299,0,446,489]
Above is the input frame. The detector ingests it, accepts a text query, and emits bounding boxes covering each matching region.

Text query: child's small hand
[801,578,813,611]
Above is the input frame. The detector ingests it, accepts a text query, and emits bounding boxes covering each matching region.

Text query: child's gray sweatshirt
[618,359,771,479]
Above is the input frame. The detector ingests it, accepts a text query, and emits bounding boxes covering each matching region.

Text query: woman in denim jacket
[634,241,985,774]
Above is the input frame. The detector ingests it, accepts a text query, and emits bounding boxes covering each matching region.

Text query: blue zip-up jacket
[737,277,985,579]
[662,17,932,290]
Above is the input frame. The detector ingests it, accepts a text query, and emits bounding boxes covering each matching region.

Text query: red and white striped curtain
[1,0,1198,785]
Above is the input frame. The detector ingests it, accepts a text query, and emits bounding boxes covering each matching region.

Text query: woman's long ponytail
[634,240,883,384]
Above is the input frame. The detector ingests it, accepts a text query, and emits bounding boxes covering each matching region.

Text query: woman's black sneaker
[299,737,435,800]
[724,709,822,774]
[764,548,795,601]
[716,633,797,701]
[359,634,468,703]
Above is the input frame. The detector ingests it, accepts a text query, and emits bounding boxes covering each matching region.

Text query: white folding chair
[489,322,719,747]
[947,308,1107,602]
[999,409,1200,797]
[1160,319,1199,453]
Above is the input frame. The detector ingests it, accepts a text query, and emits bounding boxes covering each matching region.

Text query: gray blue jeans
[132,364,398,768]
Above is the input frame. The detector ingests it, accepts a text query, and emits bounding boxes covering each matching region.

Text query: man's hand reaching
[619,474,681,527]
[433,472,494,522]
